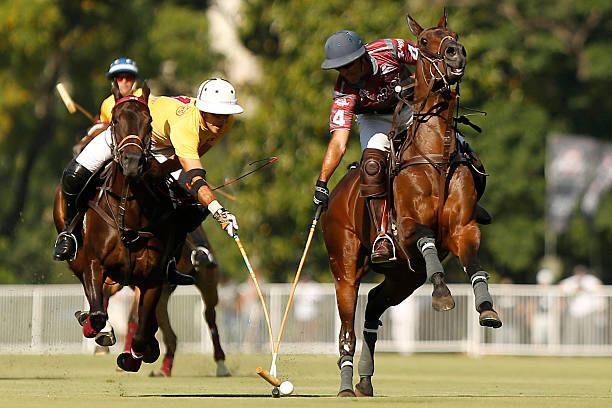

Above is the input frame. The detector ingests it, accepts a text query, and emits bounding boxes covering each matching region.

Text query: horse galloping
[322,11,501,397]
[53,81,179,372]
[95,226,230,377]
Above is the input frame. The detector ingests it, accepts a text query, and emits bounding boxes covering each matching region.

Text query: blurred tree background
[0,0,610,285]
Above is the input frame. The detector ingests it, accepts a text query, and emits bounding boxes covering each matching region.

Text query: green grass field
[0,353,610,407]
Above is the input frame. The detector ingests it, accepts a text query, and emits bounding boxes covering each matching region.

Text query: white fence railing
[1,284,611,356]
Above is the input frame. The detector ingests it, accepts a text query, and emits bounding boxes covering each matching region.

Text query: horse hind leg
[198,266,231,377]
[417,237,455,311]
[469,269,502,328]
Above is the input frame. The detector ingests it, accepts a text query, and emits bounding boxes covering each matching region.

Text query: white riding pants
[75,129,180,179]
[356,105,413,152]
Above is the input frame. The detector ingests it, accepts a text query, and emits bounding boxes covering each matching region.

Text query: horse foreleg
[449,222,502,328]
[117,286,162,372]
[197,266,230,377]
[82,260,108,335]
[151,284,175,377]
[122,286,140,354]
[416,235,455,311]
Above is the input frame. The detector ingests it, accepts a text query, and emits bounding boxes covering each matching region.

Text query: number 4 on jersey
[332,109,346,127]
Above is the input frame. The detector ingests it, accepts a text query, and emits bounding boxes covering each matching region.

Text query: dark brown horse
[322,12,501,397]
[72,123,230,376]
[94,226,230,377]
[53,81,179,372]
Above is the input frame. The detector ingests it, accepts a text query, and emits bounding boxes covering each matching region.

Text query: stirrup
[371,234,397,262]
[190,246,216,268]
[54,231,78,261]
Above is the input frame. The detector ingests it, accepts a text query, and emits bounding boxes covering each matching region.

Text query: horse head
[111,81,152,179]
[407,10,466,94]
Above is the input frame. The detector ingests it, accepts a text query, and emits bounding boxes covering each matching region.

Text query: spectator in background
[293,274,323,343]
[559,265,605,345]
[530,268,555,345]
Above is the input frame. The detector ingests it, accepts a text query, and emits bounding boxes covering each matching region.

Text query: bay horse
[72,121,230,377]
[322,12,501,397]
[93,226,230,377]
[53,81,179,372]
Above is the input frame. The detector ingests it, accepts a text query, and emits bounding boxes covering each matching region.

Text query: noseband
[418,35,457,89]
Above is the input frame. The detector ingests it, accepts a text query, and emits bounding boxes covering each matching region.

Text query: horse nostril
[446,46,456,56]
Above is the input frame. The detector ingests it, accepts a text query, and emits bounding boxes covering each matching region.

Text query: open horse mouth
[446,62,465,84]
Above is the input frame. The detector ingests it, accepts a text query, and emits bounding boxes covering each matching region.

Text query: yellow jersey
[99,88,144,123]
[149,95,234,160]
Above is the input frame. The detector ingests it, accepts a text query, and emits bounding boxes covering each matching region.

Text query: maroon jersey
[329,38,418,132]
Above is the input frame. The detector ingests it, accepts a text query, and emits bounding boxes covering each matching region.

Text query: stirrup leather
[54,231,78,261]
[372,233,397,262]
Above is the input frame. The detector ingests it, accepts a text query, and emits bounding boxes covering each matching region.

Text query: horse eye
[420,38,428,47]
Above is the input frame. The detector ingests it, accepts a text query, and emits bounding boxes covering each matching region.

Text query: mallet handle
[256,366,281,387]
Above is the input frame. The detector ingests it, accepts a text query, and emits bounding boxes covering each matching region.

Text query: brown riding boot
[360,148,395,264]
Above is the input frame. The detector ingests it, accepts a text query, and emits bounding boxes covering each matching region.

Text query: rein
[388,36,462,241]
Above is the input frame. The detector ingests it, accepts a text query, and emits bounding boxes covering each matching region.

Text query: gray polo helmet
[321,30,366,70]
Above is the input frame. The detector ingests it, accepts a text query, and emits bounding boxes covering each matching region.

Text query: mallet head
[271,387,280,398]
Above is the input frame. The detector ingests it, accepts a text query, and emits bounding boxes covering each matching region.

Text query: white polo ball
[279,381,294,395]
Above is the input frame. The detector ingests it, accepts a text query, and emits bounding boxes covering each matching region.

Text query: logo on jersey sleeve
[176,106,189,116]
[335,97,350,107]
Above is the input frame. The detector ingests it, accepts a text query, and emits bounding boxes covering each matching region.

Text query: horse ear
[112,79,121,102]
[438,8,448,29]
[142,81,150,103]
[406,14,423,37]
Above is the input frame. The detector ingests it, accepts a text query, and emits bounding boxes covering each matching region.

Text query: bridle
[417,34,457,90]
[110,95,151,164]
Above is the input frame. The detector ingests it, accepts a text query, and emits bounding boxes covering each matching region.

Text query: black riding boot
[360,148,395,264]
[53,159,92,261]
[166,257,196,286]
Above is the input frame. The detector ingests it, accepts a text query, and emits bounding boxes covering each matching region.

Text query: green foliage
[0,0,611,284]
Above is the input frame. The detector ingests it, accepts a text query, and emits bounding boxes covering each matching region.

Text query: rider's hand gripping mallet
[55,83,95,121]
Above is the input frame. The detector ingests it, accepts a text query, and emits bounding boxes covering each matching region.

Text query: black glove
[313,180,329,210]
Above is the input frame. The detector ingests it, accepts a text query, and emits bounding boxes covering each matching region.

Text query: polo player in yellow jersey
[53,78,243,286]
[75,58,144,154]
[99,57,143,123]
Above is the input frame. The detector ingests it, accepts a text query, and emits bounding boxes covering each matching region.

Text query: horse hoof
[432,283,455,311]
[337,389,356,397]
[117,352,142,372]
[479,309,502,328]
[95,328,116,347]
[216,361,231,377]
[354,377,373,397]
[149,369,169,377]
[142,340,160,363]
[432,294,455,311]
[74,310,89,326]
[93,345,109,356]
[89,312,107,332]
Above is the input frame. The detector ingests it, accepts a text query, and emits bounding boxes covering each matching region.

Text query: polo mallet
[256,206,323,391]
[55,83,95,121]
[232,234,275,355]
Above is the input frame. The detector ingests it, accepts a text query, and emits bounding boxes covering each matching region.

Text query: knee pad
[62,159,93,196]
[359,149,388,197]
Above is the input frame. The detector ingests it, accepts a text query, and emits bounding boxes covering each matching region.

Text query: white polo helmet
[195,78,244,114]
